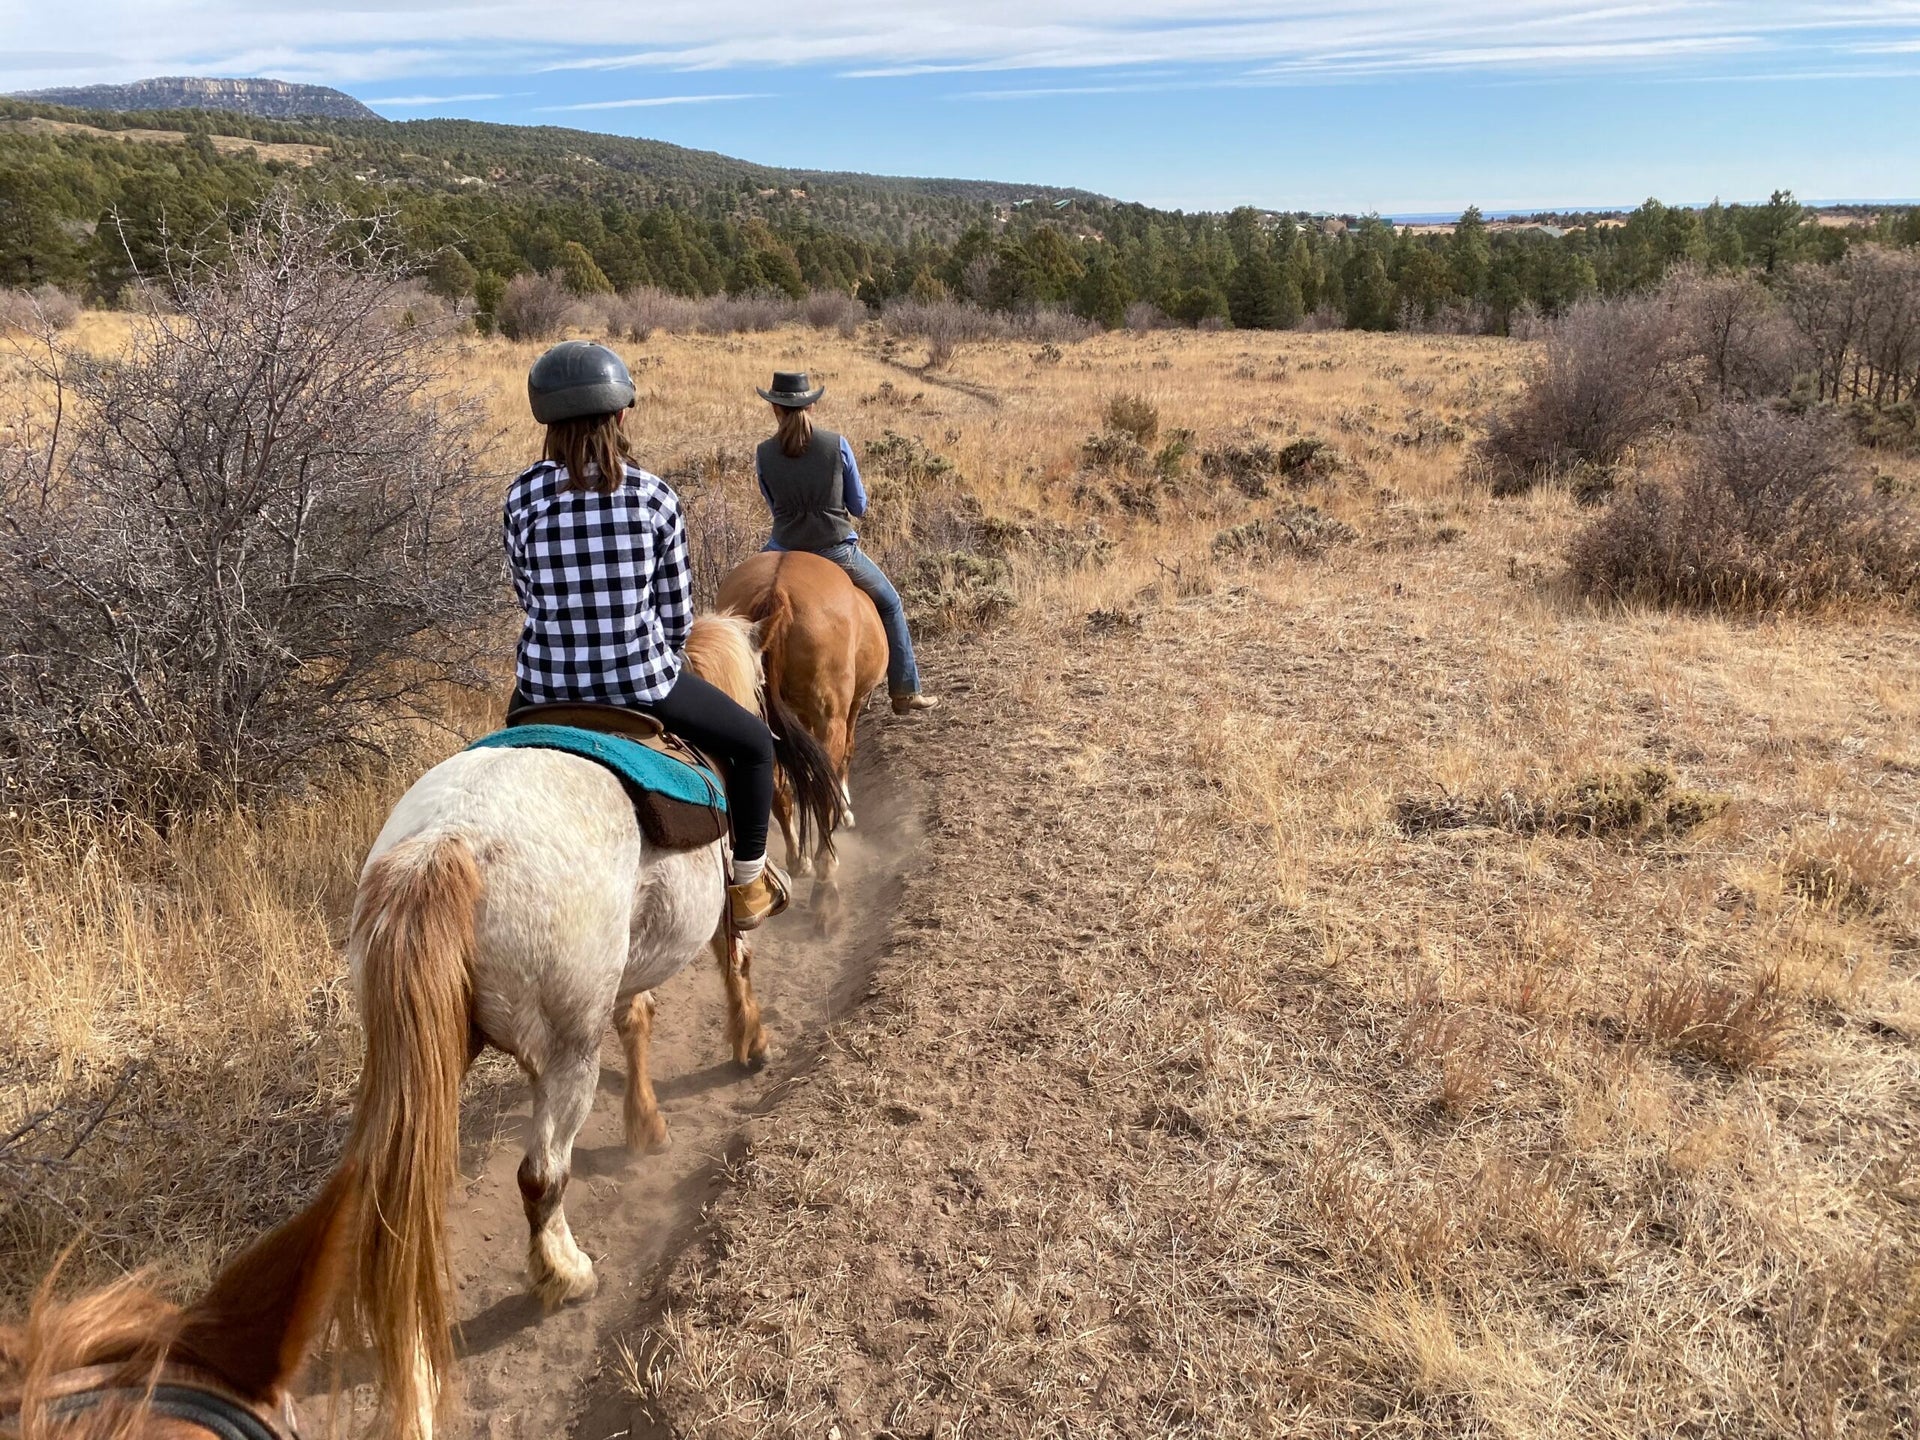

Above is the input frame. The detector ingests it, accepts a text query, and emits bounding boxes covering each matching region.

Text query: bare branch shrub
[1666,267,1805,401]
[1475,293,1696,494]
[1566,406,1920,611]
[881,300,1095,370]
[801,290,867,338]
[496,270,577,341]
[0,197,505,819]
[1787,246,1920,405]
[0,285,80,335]
[1124,301,1174,332]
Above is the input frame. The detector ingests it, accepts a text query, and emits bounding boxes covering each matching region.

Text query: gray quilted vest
[757,428,855,553]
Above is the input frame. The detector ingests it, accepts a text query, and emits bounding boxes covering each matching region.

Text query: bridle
[1,1363,296,1440]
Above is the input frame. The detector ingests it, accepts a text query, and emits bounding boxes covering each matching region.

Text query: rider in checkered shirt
[503,342,790,930]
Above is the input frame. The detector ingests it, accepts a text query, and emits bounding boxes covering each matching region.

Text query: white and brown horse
[2,614,840,1440]
[717,552,886,931]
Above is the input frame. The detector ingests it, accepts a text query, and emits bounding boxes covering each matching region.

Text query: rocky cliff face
[11,76,382,122]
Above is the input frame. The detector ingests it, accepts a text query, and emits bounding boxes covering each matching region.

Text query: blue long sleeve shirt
[758,435,866,550]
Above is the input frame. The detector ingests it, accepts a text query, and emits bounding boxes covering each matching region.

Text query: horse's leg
[517,1047,600,1309]
[714,930,770,1070]
[775,781,810,877]
[813,712,852,934]
[613,991,670,1154]
[838,696,863,829]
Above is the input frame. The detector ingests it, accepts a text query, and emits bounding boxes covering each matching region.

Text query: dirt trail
[386,746,918,1440]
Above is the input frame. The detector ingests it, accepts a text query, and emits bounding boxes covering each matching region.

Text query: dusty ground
[5,318,1918,1437]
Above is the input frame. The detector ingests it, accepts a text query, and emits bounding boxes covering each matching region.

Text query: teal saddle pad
[466,724,726,848]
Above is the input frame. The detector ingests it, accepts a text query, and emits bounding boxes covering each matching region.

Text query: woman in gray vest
[754,371,938,714]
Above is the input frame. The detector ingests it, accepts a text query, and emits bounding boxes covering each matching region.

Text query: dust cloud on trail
[322,742,921,1440]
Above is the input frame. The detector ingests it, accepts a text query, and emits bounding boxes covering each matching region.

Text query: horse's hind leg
[714,932,770,1070]
[614,991,670,1154]
[517,1048,599,1310]
[775,784,810,877]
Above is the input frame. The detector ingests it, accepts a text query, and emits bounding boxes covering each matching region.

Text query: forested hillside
[2,93,1916,333]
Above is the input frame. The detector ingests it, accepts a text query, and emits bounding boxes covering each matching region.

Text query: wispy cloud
[4,4,1918,92]
[365,92,508,106]
[538,92,771,111]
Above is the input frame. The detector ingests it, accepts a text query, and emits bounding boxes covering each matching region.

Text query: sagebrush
[0,199,503,818]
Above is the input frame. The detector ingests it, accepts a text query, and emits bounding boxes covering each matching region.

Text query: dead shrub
[0,285,80,335]
[1476,292,1694,494]
[1201,440,1279,497]
[0,199,502,819]
[1124,301,1174,331]
[1397,765,1724,841]
[901,550,1015,636]
[863,430,958,489]
[496,270,576,341]
[882,300,1094,370]
[1630,969,1794,1071]
[1278,435,1341,482]
[801,289,867,337]
[1567,407,1920,611]
[1081,430,1149,474]
[1103,393,1160,447]
[1667,267,1805,402]
[1212,507,1356,560]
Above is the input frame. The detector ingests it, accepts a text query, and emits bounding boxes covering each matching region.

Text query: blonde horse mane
[683,613,763,712]
[0,1273,178,1438]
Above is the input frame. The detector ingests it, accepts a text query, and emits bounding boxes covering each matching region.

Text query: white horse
[331,614,841,1439]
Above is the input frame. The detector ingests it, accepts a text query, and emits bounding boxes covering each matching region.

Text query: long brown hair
[544,412,633,496]
[772,403,814,459]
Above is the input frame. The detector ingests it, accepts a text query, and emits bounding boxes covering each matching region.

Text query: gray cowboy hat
[757,370,825,408]
[528,341,636,424]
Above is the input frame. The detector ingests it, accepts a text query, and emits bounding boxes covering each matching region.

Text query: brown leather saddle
[505,700,729,851]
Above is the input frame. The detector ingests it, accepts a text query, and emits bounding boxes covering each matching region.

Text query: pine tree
[1227,250,1281,329]
[1073,255,1129,329]
[1448,206,1490,300]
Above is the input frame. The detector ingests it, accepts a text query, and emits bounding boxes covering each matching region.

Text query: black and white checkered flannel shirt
[503,459,693,705]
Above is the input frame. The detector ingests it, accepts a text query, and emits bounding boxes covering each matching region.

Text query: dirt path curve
[420,746,921,1439]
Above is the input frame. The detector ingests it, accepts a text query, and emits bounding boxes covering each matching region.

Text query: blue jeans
[818,541,921,697]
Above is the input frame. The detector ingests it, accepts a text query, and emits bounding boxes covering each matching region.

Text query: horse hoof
[739,1032,771,1071]
[842,809,857,830]
[625,1114,671,1155]
[530,1255,598,1311]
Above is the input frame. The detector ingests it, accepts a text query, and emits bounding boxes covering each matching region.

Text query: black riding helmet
[527,341,637,424]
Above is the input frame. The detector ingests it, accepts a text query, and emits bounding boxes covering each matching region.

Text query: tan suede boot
[729,861,792,931]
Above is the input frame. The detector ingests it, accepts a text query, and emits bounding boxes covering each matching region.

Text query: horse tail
[335,831,480,1440]
[751,575,845,860]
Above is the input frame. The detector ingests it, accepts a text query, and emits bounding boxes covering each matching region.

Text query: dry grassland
[4,316,1917,1436]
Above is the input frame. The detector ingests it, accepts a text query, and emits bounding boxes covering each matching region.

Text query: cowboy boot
[891,692,940,715]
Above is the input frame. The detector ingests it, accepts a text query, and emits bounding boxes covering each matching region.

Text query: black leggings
[511,670,774,864]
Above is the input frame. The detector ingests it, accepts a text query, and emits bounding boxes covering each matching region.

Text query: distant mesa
[8,76,382,122]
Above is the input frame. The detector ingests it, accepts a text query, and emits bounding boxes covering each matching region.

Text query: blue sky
[3,3,1918,212]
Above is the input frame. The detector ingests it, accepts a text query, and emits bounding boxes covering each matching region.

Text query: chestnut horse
[2,613,837,1440]
[718,552,885,930]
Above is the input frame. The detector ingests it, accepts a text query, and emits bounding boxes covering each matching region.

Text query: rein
[2,1363,295,1440]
